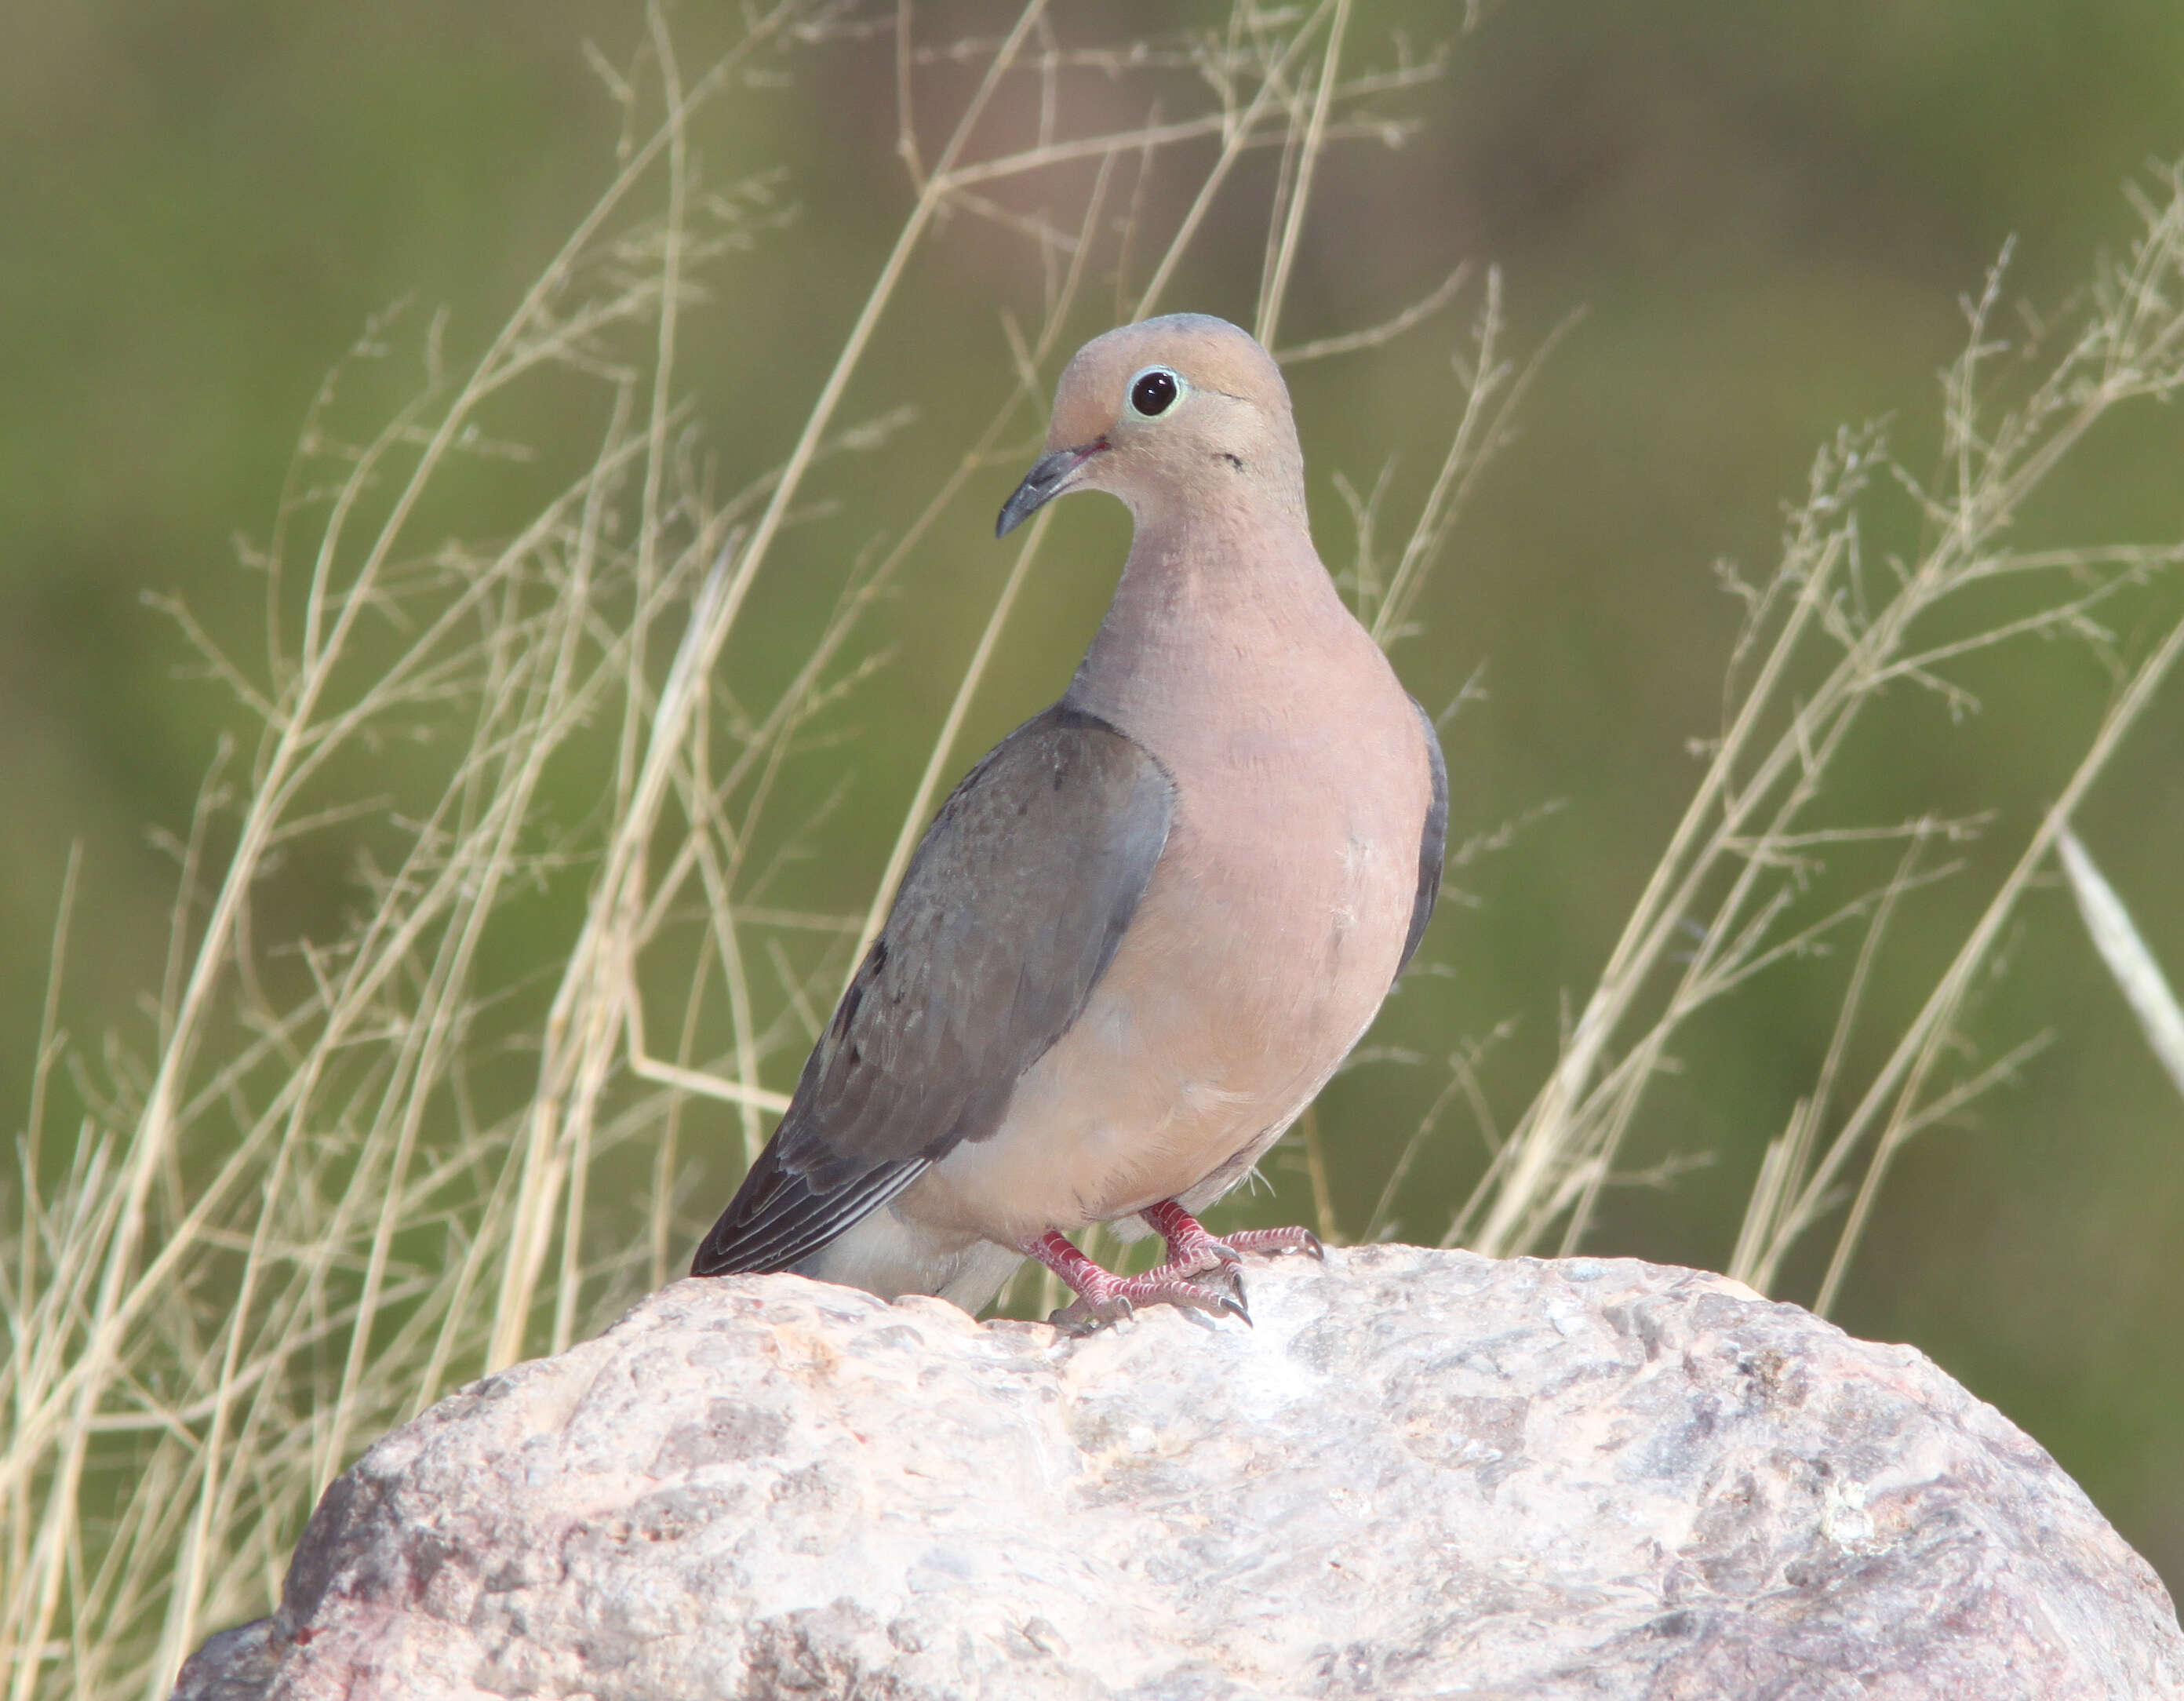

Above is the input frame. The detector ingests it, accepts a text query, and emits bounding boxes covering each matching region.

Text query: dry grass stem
[1452,166,2184,1299]
[2058,829,2184,1107]
[0,9,1467,1696]
[13,11,2182,1695]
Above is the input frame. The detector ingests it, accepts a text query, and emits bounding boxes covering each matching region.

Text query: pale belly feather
[900,708,1425,1247]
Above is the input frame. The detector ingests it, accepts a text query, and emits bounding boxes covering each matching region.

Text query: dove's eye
[1127,366,1182,417]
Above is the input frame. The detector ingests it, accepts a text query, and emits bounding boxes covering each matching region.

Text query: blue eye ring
[1127,366,1184,418]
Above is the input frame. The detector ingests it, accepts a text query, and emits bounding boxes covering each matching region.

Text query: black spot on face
[1217,451,1243,470]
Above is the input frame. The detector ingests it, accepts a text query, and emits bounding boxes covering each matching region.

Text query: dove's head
[996,315,1305,537]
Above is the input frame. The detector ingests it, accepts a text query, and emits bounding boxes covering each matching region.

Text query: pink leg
[1141,1200,1324,1275]
[1021,1229,1248,1335]
[1021,1206,1327,1336]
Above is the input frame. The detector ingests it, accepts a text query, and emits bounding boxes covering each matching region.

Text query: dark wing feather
[1396,695,1448,981]
[691,704,1175,1277]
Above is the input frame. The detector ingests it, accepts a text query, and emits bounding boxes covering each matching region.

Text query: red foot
[1022,1204,1326,1336]
[1141,1200,1324,1274]
[1023,1229,1247,1335]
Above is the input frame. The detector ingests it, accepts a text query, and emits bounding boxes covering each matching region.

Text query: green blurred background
[7,0,2184,1586]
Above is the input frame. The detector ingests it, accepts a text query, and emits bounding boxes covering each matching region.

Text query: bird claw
[1143,1207,1250,1269]
[1219,1225,1325,1262]
[1161,1240,1243,1280]
[1144,1201,1325,1274]
[1026,1212,1318,1337]
[1048,1270,1248,1335]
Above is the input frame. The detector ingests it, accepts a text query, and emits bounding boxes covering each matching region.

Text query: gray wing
[691,704,1175,1277]
[1395,695,1448,981]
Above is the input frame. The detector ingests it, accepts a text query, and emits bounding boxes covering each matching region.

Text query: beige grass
[0,6,1475,1696]
[1446,191,2184,1295]
[7,5,2184,1697]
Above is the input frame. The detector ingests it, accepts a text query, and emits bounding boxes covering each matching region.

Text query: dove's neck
[1063,499,1373,745]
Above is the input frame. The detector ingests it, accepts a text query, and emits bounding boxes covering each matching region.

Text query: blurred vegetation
[5,2,2184,1688]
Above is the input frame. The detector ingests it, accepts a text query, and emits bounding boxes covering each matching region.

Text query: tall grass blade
[2059,829,2184,1106]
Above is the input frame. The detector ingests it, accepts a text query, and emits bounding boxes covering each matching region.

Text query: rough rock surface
[176,1246,2182,1699]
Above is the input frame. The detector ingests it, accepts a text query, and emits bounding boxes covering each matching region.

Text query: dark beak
[996,439,1106,537]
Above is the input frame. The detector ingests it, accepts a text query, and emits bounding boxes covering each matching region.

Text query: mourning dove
[692,314,1446,1331]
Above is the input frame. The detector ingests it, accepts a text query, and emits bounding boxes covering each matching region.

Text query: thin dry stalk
[0,9,1461,1697]
[2058,829,2184,1106]
[1454,163,2184,1296]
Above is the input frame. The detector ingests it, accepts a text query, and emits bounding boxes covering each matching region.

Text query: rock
[174,1246,2183,1699]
